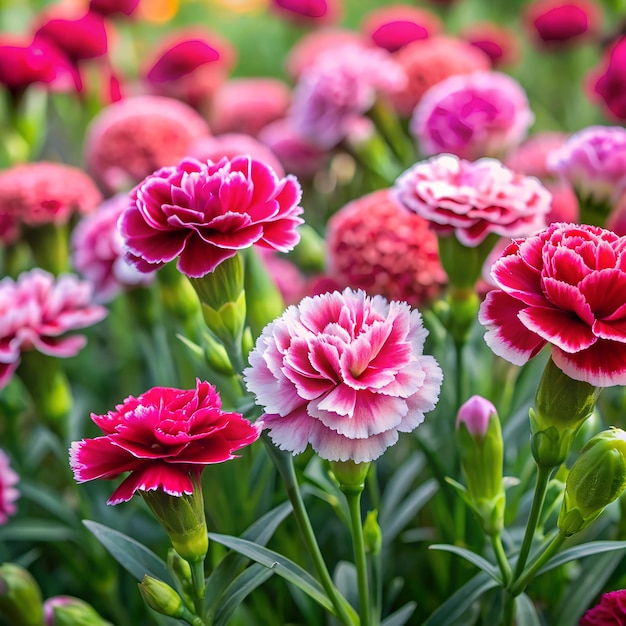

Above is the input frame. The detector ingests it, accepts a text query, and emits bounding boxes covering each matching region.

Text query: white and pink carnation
[393,154,551,246]
[244,288,442,463]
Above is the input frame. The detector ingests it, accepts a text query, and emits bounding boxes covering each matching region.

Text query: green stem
[190,559,206,619]
[490,533,512,588]
[343,484,372,626]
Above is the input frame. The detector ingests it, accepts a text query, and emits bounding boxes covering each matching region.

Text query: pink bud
[456,395,497,437]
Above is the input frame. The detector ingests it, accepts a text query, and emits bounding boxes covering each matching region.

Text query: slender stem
[454,339,466,414]
[490,533,512,588]
[369,550,382,626]
[513,464,553,580]
[343,484,372,626]
[190,560,206,619]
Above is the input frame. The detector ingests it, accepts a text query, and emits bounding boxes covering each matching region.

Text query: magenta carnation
[119,155,303,278]
[271,0,342,24]
[525,0,601,46]
[0,449,19,525]
[70,379,261,504]
[479,222,626,387]
[411,71,534,161]
[459,22,521,68]
[589,37,626,121]
[327,189,446,306]
[71,194,156,302]
[244,288,443,463]
[580,590,626,625]
[0,269,107,388]
[393,154,551,246]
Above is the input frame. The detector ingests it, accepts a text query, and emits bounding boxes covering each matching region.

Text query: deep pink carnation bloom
[394,154,551,246]
[580,590,626,625]
[290,43,406,149]
[84,95,210,194]
[391,36,491,116]
[244,288,443,463]
[411,71,534,161]
[459,22,521,67]
[505,132,570,179]
[70,379,261,504]
[147,40,219,83]
[271,0,341,25]
[0,450,19,525]
[0,269,107,388]
[547,126,626,204]
[71,194,155,303]
[589,37,626,121]
[327,189,446,306]
[361,5,441,53]
[479,222,626,386]
[119,155,303,277]
[209,78,291,138]
[525,0,601,45]
[89,0,140,17]
[0,162,102,245]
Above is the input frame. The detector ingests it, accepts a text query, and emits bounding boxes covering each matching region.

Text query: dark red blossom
[580,589,626,625]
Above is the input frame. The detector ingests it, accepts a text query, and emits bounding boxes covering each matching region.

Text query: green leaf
[515,593,541,626]
[19,481,79,526]
[537,540,626,575]
[83,520,176,588]
[208,532,336,615]
[381,602,417,626]
[379,452,425,526]
[423,572,499,626]
[213,563,274,626]
[0,520,75,542]
[429,544,500,582]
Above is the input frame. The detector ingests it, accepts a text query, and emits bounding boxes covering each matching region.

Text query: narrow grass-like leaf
[429,544,500,582]
[381,602,417,626]
[515,593,541,626]
[537,540,626,575]
[0,520,75,542]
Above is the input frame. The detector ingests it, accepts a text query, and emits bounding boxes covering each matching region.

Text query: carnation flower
[0,268,107,388]
[360,5,441,53]
[119,155,303,278]
[244,288,443,463]
[479,222,626,387]
[459,22,521,67]
[88,0,140,16]
[588,37,626,121]
[70,379,260,504]
[390,36,490,117]
[0,162,102,245]
[505,132,570,179]
[83,95,210,194]
[327,189,446,306]
[547,126,626,205]
[71,194,156,303]
[0,450,19,525]
[290,43,406,149]
[411,71,534,161]
[270,0,341,25]
[393,154,551,247]
[525,0,601,46]
[580,590,626,625]
[209,78,291,137]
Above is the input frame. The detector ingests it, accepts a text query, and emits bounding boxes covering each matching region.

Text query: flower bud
[456,395,505,535]
[363,510,382,556]
[167,550,194,609]
[138,576,186,618]
[44,595,112,626]
[157,261,202,324]
[0,563,44,626]
[558,428,626,537]
[330,460,371,492]
[530,357,600,468]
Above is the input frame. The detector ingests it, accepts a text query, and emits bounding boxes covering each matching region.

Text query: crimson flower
[119,155,303,278]
[589,37,626,121]
[479,222,626,387]
[70,380,261,504]
[271,0,341,24]
[580,590,626,625]
[525,0,601,46]
[88,0,140,17]
[244,288,443,463]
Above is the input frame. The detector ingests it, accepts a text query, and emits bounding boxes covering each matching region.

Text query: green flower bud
[157,261,202,324]
[330,460,371,492]
[558,428,626,536]
[138,576,186,618]
[167,550,194,609]
[201,331,235,376]
[530,358,601,468]
[0,563,44,626]
[363,510,382,555]
[44,595,113,626]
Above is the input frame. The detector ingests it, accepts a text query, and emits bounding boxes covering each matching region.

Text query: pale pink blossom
[0,450,19,525]
[393,154,551,246]
[0,269,107,389]
[244,288,442,463]
[456,395,497,437]
[411,71,534,160]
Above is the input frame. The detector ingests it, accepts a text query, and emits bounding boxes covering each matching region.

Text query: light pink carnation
[393,154,551,246]
[0,449,19,525]
[479,222,626,387]
[411,71,534,161]
[71,194,156,303]
[84,95,210,194]
[0,269,107,388]
[547,126,626,204]
[244,288,443,463]
[119,155,303,278]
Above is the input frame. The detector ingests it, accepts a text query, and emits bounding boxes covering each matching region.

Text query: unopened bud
[363,510,382,555]
[44,595,112,626]
[138,576,185,618]
[0,563,44,626]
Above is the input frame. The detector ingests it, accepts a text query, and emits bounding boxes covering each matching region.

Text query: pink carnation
[119,155,303,278]
[0,449,19,525]
[411,71,534,161]
[0,268,107,388]
[479,222,626,387]
[580,590,626,625]
[244,288,443,463]
[209,78,291,137]
[505,132,570,179]
[71,194,156,303]
[588,37,626,121]
[83,95,210,194]
[88,0,140,16]
[327,189,446,306]
[393,154,551,246]
[0,162,102,245]
[525,0,602,46]
[547,126,626,204]
[270,0,342,25]
[70,379,261,504]
[391,36,491,117]
[290,43,406,149]
[459,22,521,67]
